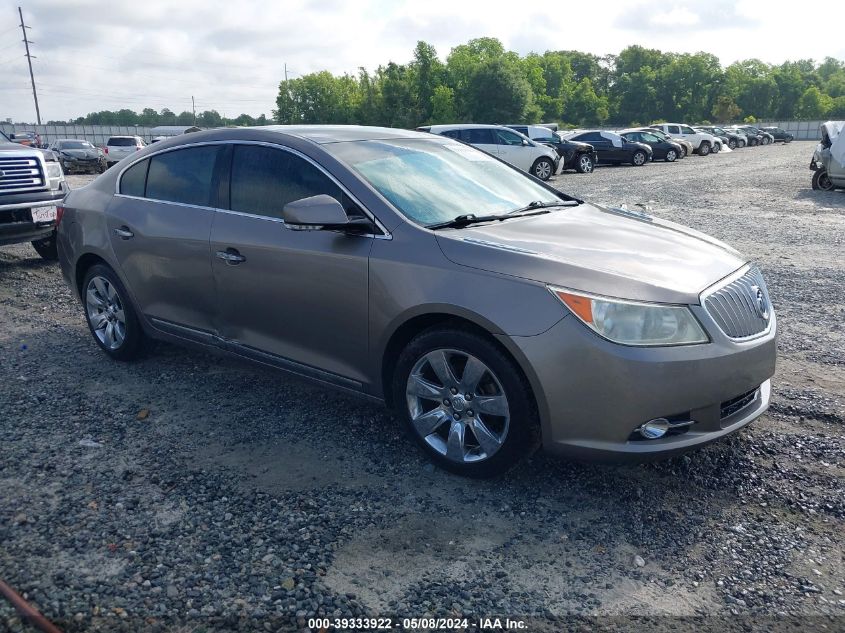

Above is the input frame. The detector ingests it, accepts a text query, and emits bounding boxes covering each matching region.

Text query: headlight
[550,287,708,346]
[44,161,65,189]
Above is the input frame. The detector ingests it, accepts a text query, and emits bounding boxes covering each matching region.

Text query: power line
[18,6,41,124]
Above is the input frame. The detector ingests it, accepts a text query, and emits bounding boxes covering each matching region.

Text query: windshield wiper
[427,214,503,230]
[506,200,580,215]
[427,200,580,230]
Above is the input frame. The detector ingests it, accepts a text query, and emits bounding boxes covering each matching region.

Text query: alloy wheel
[633,152,646,166]
[406,349,510,464]
[534,160,552,180]
[579,155,593,173]
[86,275,127,350]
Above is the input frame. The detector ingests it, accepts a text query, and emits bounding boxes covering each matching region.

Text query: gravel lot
[1,141,844,632]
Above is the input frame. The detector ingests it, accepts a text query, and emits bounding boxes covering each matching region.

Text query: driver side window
[495,130,525,146]
[230,145,347,220]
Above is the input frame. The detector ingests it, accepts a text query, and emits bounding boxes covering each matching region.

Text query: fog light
[638,418,670,439]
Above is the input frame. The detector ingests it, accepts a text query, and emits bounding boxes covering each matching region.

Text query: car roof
[255,125,432,144]
[55,138,92,142]
[423,123,516,134]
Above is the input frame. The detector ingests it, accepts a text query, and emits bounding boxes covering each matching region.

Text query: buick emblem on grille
[750,285,769,320]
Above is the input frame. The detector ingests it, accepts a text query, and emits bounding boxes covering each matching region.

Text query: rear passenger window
[146,146,221,207]
[667,125,680,134]
[230,145,344,220]
[441,130,461,139]
[464,129,496,145]
[119,159,148,197]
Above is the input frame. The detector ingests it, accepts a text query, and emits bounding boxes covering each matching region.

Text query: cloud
[0,0,842,123]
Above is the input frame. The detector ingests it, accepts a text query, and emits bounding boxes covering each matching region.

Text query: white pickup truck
[0,129,67,259]
[649,123,721,156]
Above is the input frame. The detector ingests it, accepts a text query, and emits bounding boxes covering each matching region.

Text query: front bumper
[0,188,65,246]
[503,308,777,461]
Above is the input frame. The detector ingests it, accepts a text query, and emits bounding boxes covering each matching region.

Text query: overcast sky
[2,0,843,123]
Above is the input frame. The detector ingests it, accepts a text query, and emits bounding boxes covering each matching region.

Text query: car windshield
[329,138,565,226]
[60,141,94,149]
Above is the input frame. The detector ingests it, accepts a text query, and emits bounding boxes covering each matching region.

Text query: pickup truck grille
[704,266,772,339]
[0,156,46,194]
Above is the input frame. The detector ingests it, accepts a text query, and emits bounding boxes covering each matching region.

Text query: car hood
[562,139,593,150]
[435,203,745,304]
[61,148,100,159]
[0,142,52,160]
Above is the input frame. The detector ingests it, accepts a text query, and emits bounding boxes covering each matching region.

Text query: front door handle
[113,226,134,239]
[215,248,246,265]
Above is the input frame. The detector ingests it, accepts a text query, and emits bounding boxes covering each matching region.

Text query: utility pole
[18,6,41,125]
[284,63,288,82]
[192,95,196,125]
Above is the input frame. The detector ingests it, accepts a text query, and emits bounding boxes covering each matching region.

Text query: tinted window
[574,132,602,141]
[146,146,221,207]
[441,130,461,139]
[108,137,137,146]
[681,126,695,134]
[463,129,496,145]
[495,129,524,146]
[667,125,680,134]
[510,126,528,135]
[230,145,343,220]
[120,159,149,197]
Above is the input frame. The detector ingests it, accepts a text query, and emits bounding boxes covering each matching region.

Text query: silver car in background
[57,126,777,476]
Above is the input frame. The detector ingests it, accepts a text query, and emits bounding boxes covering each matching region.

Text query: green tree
[828,96,845,118]
[796,86,833,118]
[410,41,445,123]
[430,85,457,123]
[568,78,608,125]
[711,95,741,122]
[465,58,535,122]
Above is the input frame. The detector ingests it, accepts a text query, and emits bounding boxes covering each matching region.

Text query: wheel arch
[378,310,543,420]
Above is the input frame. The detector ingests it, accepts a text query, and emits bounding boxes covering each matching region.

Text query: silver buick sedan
[57,126,777,477]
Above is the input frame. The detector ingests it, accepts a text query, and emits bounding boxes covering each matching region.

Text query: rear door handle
[113,226,134,239]
[215,248,246,265]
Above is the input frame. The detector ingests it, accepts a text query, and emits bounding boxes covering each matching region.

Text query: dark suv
[0,129,68,259]
[506,125,598,173]
[761,127,794,143]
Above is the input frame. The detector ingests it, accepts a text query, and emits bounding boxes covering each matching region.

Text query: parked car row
[417,120,792,180]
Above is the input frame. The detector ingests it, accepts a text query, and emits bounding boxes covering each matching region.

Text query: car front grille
[0,155,46,194]
[703,266,772,339]
[720,387,759,420]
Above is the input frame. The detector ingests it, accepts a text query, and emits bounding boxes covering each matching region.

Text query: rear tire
[31,233,58,260]
[82,264,145,361]
[812,170,835,191]
[392,327,539,478]
[531,157,555,181]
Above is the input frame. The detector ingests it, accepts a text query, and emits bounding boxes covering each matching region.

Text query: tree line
[37,109,269,128]
[23,40,845,129]
[274,39,845,128]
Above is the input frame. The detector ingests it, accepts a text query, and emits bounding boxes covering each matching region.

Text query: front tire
[31,233,58,260]
[711,142,721,154]
[698,141,711,156]
[728,139,737,150]
[665,149,677,162]
[531,157,555,181]
[576,153,594,173]
[393,327,539,477]
[812,170,835,191]
[82,264,144,361]
[631,150,647,166]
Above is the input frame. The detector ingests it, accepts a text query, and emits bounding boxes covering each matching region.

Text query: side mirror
[522,138,530,146]
[282,194,372,233]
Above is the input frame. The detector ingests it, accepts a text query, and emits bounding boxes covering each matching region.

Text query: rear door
[210,143,373,384]
[462,128,500,158]
[107,145,225,339]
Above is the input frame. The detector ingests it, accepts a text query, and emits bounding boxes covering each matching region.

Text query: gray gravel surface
[1,141,843,632]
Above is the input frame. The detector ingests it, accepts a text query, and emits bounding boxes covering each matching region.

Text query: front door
[494,128,531,171]
[106,145,226,336]
[210,144,373,384]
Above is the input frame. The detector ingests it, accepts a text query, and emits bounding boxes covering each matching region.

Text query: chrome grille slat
[704,266,771,339]
[0,156,46,194]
